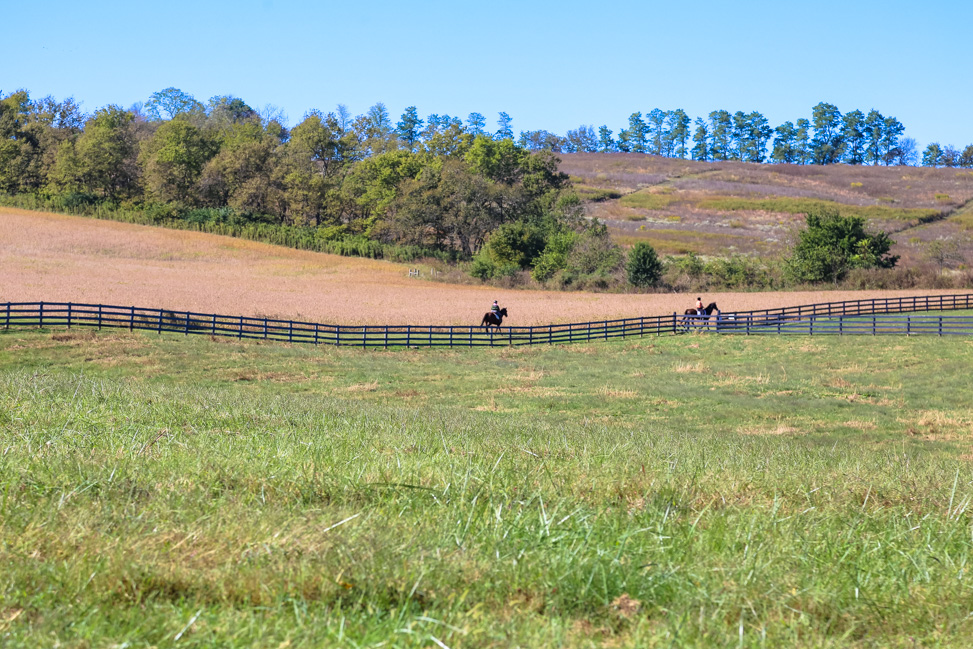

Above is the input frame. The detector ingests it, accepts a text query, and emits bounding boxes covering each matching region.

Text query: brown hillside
[2,208,968,326]
[560,153,973,264]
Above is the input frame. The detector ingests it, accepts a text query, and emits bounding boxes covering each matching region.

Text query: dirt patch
[3,208,971,326]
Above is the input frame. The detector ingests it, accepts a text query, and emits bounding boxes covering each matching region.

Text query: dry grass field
[3,207,968,326]
[561,153,973,263]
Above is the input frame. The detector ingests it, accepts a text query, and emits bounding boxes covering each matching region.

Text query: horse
[481,307,508,331]
[682,302,719,328]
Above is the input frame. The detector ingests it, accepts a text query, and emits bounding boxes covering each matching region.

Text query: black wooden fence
[3,293,973,348]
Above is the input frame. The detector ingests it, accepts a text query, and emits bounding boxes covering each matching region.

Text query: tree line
[2,87,967,292]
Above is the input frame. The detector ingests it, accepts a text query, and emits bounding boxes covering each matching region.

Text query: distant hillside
[561,153,973,265]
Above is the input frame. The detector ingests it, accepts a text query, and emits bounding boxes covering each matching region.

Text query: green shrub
[626,242,663,287]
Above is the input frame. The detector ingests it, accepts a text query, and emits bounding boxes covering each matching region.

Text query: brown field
[561,153,973,263]
[3,208,970,326]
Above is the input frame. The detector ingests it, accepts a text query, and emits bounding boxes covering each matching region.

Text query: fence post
[839,316,843,336]
[508,326,512,346]
[314,323,319,345]
[5,302,9,329]
[238,316,243,339]
[158,309,163,334]
[907,315,911,336]
[640,316,644,337]
[184,311,189,335]
[385,326,389,349]
[939,316,943,336]
[39,301,44,328]
[529,326,533,346]
[289,320,293,343]
[549,325,553,345]
[98,304,102,330]
[872,315,876,335]
[131,306,135,332]
[338,325,343,347]
[211,314,216,335]
[67,302,72,329]
[448,326,453,348]
[264,318,268,339]
[404,325,409,348]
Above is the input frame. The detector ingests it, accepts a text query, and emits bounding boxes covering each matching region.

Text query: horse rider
[491,300,501,320]
[695,297,704,316]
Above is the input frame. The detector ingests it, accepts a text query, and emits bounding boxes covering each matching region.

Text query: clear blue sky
[5,0,971,150]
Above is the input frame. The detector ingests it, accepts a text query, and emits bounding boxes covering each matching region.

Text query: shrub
[626,242,663,287]
[785,209,898,285]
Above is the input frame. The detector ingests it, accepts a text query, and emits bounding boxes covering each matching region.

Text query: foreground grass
[2,328,973,647]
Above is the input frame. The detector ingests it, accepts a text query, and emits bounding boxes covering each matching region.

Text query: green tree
[841,109,866,164]
[864,110,884,166]
[199,120,282,216]
[922,143,943,167]
[622,112,647,154]
[960,145,973,168]
[691,118,709,161]
[708,110,733,160]
[495,112,513,140]
[139,119,217,204]
[626,242,663,287]
[53,105,139,200]
[145,87,204,121]
[647,108,666,155]
[785,209,898,285]
[771,121,798,163]
[466,112,486,136]
[667,109,691,158]
[565,125,598,152]
[880,116,904,165]
[597,126,616,152]
[794,118,811,165]
[396,106,423,151]
[810,102,843,164]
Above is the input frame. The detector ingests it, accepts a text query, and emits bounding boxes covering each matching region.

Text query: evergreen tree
[466,112,486,136]
[396,106,424,150]
[667,109,691,158]
[922,143,943,167]
[647,108,666,155]
[770,121,798,163]
[810,102,843,164]
[708,110,733,160]
[495,112,513,140]
[840,110,865,164]
[880,116,904,165]
[597,125,616,152]
[691,118,709,161]
[795,118,811,165]
[864,110,884,166]
[623,112,647,153]
[626,242,663,287]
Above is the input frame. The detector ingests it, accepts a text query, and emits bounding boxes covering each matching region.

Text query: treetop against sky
[4,0,972,149]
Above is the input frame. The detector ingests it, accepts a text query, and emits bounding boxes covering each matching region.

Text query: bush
[785,209,898,285]
[626,242,663,287]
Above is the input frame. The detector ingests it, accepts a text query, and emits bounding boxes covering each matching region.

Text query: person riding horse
[695,297,704,316]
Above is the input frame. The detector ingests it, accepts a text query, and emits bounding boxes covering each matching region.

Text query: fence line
[3,294,973,348]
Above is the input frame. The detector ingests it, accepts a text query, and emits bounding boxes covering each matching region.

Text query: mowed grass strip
[2,329,973,647]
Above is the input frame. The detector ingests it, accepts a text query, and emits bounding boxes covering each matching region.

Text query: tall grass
[2,329,973,646]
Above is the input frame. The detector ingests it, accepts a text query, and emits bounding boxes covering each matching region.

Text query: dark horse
[683,302,719,327]
[481,307,508,330]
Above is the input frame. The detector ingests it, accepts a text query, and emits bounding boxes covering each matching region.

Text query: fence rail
[2,293,973,348]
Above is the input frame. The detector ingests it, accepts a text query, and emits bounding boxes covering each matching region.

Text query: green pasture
[2,327,973,647]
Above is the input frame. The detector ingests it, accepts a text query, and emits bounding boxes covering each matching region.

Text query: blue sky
[6,0,971,150]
